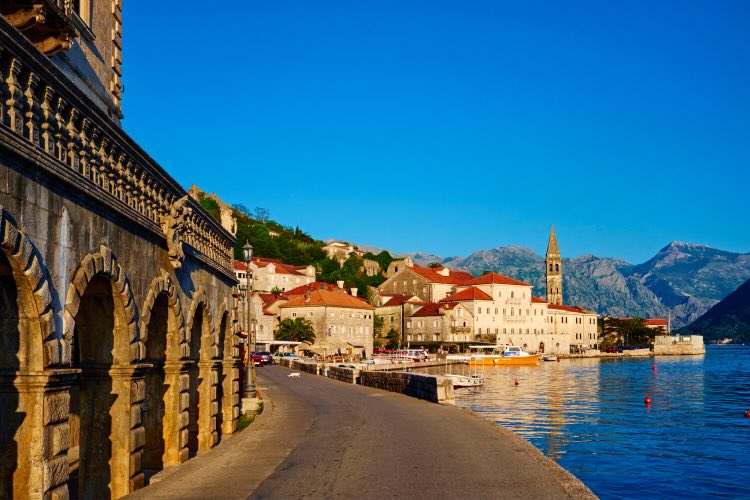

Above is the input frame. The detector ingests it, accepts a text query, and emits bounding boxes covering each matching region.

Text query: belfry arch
[64,245,144,498]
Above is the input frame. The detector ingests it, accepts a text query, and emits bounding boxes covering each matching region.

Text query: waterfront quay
[128,365,595,499]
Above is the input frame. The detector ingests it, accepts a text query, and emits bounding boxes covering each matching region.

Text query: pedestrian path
[129,366,594,499]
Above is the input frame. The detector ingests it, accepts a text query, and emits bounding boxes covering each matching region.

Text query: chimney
[337,280,344,289]
[304,292,310,303]
[350,287,358,297]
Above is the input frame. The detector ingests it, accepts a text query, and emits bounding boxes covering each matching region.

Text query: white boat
[444,373,484,388]
[542,355,558,362]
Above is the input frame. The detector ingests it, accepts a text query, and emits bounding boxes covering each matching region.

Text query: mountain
[405,242,750,328]
[679,277,750,343]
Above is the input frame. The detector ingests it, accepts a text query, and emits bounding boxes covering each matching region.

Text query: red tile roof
[465,272,531,287]
[234,260,248,271]
[411,302,460,318]
[644,319,668,326]
[531,296,547,303]
[285,282,340,296]
[408,265,475,285]
[440,287,493,302]
[252,257,309,276]
[548,304,594,314]
[279,290,374,310]
[381,294,416,306]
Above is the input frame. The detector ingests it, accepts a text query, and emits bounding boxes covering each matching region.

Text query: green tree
[386,328,400,349]
[275,318,316,344]
[602,318,662,347]
[428,262,442,269]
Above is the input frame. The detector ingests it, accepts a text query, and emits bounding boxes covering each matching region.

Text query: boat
[467,345,539,366]
[444,373,484,388]
[542,355,558,362]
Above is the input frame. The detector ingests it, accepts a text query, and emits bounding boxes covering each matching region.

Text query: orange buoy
[652,365,658,371]
[514,379,519,386]
[745,410,750,418]
[645,396,652,406]
[557,357,560,363]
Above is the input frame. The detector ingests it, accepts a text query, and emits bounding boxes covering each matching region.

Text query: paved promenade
[128,366,595,499]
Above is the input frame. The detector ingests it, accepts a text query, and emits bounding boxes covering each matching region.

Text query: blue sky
[121,1,749,264]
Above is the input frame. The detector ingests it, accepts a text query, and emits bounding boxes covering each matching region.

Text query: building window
[74,0,92,26]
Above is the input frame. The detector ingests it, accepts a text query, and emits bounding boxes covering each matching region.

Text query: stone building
[385,256,413,278]
[279,289,374,356]
[188,185,238,236]
[372,293,424,346]
[546,226,563,305]
[0,6,240,499]
[405,301,474,344]
[323,241,364,264]
[234,258,315,294]
[378,264,474,302]
[547,304,598,353]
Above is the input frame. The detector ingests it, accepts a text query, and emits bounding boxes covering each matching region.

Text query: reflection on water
[421,346,750,499]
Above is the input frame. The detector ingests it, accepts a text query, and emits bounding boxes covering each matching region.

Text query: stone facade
[546,226,563,305]
[0,12,240,499]
[235,258,315,293]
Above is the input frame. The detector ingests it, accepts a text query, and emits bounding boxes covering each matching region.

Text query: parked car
[249,352,265,366]
[272,351,301,363]
[257,351,273,364]
[605,346,623,353]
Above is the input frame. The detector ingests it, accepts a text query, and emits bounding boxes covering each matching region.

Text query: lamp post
[242,241,256,399]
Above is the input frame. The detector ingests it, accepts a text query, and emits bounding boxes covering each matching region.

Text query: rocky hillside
[679,277,750,343]
[404,242,750,328]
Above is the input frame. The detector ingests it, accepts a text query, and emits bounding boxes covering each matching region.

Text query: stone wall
[359,371,454,404]
[654,335,705,356]
[327,366,360,384]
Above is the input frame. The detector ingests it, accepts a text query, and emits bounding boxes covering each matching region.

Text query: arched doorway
[142,292,182,480]
[539,342,545,354]
[69,276,131,498]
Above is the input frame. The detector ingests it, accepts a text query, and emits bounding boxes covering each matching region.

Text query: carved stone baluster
[53,96,66,161]
[40,85,56,155]
[88,126,100,185]
[23,71,40,146]
[3,56,23,134]
[65,107,80,172]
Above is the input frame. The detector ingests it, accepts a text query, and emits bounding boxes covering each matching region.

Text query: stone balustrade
[0,17,234,278]
[327,365,360,384]
[359,371,454,404]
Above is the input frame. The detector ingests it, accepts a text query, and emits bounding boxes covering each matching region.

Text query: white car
[272,352,301,363]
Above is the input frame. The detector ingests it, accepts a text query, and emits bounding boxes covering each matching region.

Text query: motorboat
[444,373,484,388]
[542,355,558,362]
[467,345,539,366]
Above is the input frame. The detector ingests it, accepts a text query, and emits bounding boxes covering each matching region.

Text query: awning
[347,343,365,348]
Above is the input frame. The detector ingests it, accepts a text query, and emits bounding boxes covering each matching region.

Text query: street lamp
[242,241,256,399]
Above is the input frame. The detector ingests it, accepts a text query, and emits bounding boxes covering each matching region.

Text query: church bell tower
[546,226,563,305]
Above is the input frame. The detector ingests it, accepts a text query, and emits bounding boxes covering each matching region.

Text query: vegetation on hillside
[678,277,750,343]
[599,318,664,348]
[194,190,392,299]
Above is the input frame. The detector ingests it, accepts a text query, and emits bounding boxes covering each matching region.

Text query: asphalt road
[128,365,595,499]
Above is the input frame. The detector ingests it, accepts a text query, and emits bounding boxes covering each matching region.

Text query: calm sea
[427,346,750,498]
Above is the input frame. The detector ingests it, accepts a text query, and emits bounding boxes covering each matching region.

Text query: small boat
[542,355,558,362]
[467,345,539,366]
[444,373,484,388]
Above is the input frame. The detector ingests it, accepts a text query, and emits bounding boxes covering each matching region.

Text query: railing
[0,17,235,276]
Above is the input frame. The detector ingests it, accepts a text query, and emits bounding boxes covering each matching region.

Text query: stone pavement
[128,366,595,499]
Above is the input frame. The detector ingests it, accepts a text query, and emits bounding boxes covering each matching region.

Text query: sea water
[434,345,750,498]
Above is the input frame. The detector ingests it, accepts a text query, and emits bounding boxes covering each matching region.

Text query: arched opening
[187,303,211,458]
[539,342,545,353]
[216,313,226,441]
[69,276,130,498]
[143,293,181,481]
[0,251,23,498]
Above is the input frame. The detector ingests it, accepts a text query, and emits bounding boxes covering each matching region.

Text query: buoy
[514,379,519,386]
[557,357,560,363]
[645,396,652,406]
[652,365,658,371]
[744,410,750,418]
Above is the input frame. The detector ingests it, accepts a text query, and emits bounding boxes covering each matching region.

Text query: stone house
[234,258,316,293]
[279,290,374,356]
[548,304,598,353]
[406,301,474,344]
[378,265,474,302]
[373,293,424,346]
[323,241,365,264]
[385,257,413,278]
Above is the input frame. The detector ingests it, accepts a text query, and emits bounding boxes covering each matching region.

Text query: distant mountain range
[399,242,750,329]
[679,277,750,343]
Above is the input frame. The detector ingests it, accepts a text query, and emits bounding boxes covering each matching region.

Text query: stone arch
[64,245,140,498]
[63,244,140,365]
[185,289,218,456]
[0,206,58,370]
[140,272,187,477]
[0,207,64,498]
[141,272,186,360]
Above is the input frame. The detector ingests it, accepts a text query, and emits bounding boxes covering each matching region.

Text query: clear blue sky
[121,1,749,264]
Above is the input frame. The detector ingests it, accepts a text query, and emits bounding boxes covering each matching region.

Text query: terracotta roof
[234,260,248,271]
[381,294,416,306]
[531,296,547,303]
[285,282,340,296]
[644,319,668,326]
[548,304,594,314]
[252,257,308,276]
[279,290,374,310]
[408,265,474,285]
[440,287,493,302]
[465,272,531,287]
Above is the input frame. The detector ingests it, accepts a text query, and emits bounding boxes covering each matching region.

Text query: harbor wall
[359,371,455,404]
[654,335,705,355]
[327,366,360,384]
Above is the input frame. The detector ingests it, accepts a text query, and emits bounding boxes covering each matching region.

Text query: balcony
[0,16,236,279]
[451,326,472,333]
[1,0,78,55]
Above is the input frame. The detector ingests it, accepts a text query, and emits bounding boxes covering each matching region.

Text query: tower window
[555,264,559,272]
[549,264,553,272]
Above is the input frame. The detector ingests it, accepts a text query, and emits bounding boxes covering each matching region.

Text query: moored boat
[444,373,485,388]
[467,345,539,366]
